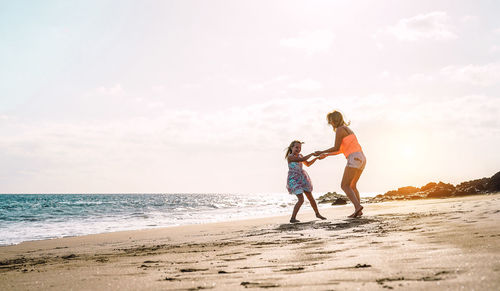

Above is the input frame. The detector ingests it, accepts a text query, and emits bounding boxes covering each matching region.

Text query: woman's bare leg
[304,191,326,220]
[350,169,364,216]
[290,194,304,222]
[350,169,363,203]
[341,167,363,217]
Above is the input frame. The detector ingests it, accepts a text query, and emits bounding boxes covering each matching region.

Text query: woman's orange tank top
[340,134,362,158]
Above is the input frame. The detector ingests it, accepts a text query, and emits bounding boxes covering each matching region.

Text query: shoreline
[0,192,489,247]
[0,192,301,246]
[1,194,499,290]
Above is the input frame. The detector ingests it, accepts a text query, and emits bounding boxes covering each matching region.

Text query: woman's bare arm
[314,127,347,156]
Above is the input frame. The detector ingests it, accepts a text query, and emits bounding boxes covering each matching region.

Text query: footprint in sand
[245,253,261,257]
[241,281,280,288]
[216,252,244,257]
[222,257,246,262]
[179,268,208,272]
[278,267,305,272]
[354,264,371,268]
[305,250,340,255]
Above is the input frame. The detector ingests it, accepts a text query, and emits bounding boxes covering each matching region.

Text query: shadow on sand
[276,217,377,232]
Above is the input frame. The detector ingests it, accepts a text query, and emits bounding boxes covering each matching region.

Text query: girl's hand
[303,157,319,167]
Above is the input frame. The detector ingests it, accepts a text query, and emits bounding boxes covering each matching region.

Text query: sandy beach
[1,194,499,290]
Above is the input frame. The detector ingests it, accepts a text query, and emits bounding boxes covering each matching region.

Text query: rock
[420,182,437,191]
[424,182,456,198]
[382,186,419,197]
[330,170,499,203]
[318,192,346,204]
[331,197,347,205]
[383,190,399,196]
[407,194,425,200]
[455,178,489,195]
[426,188,454,198]
[396,186,419,195]
[487,171,500,192]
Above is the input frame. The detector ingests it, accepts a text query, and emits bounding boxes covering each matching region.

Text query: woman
[314,111,366,218]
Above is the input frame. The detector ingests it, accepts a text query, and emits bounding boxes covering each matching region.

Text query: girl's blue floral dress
[286,154,313,195]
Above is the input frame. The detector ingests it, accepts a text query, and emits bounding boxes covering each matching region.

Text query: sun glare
[401,145,416,160]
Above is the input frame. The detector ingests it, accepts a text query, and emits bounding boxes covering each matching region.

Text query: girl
[286,140,327,223]
[314,111,366,218]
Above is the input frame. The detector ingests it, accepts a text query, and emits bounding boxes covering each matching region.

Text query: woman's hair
[285,140,303,159]
[326,110,350,131]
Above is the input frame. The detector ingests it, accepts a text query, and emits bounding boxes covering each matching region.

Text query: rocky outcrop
[487,171,500,192]
[317,192,347,204]
[317,191,368,205]
[331,197,348,205]
[369,171,500,202]
[454,178,489,195]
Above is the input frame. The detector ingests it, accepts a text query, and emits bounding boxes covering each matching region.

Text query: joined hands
[310,151,328,160]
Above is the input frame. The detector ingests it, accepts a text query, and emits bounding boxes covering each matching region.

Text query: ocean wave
[0,193,301,245]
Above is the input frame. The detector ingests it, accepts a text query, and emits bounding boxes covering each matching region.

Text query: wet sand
[1,194,499,290]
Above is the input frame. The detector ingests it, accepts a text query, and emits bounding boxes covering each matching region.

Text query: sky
[1,0,499,194]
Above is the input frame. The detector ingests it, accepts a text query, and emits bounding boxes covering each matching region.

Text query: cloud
[280,30,335,54]
[425,95,500,133]
[385,11,457,41]
[2,94,499,193]
[490,45,500,53]
[409,63,500,86]
[288,79,323,91]
[408,73,436,83]
[0,97,365,164]
[151,85,166,93]
[378,71,390,80]
[247,75,290,91]
[440,63,500,86]
[95,84,124,96]
[460,15,478,23]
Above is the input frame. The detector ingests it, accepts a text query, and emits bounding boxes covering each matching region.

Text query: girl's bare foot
[290,218,300,223]
[316,214,327,220]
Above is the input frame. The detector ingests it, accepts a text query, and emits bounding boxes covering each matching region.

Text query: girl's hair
[326,110,350,131]
[285,140,303,159]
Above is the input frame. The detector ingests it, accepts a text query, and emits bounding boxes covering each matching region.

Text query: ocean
[0,193,307,246]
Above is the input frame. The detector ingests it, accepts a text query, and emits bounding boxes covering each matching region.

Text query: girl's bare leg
[341,167,363,218]
[304,191,326,220]
[290,194,304,223]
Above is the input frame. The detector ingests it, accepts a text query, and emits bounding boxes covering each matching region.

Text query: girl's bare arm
[287,153,314,163]
[303,157,319,167]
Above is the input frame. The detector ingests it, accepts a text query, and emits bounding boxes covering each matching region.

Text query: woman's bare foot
[290,218,300,223]
[348,206,364,218]
[316,214,327,220]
